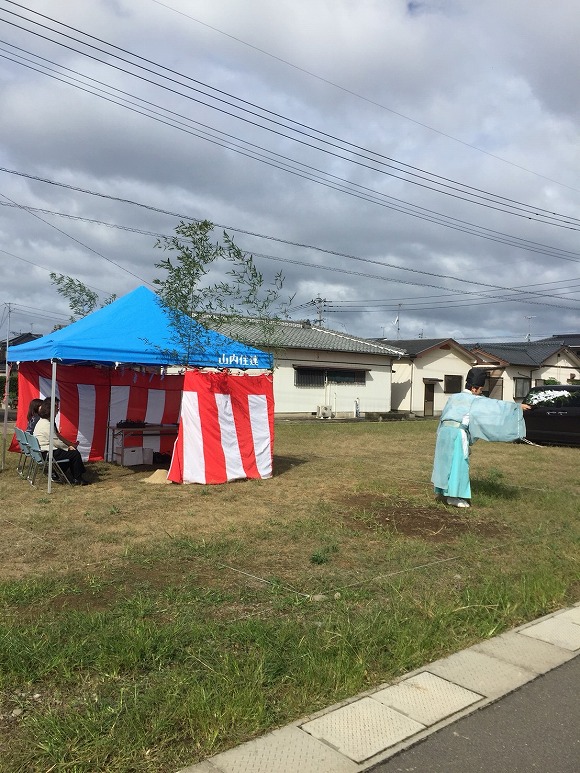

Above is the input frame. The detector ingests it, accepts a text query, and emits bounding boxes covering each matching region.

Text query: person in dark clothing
[33,401,90,485]
[26,398,43,433]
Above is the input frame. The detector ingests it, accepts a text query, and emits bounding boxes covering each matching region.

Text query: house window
[294,368,366,387]
[326,369,366,385]
[514,377,531,399]
[444,375,462,393]
[294,368,325,387]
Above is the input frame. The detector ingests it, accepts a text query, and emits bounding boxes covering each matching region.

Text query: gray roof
[373,338,473,358]
[212,319,405,357]
[536,334,580,349]
[0,333,40,361]
[467,341,572,367]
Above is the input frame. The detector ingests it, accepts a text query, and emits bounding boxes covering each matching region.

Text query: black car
[523,384,580,446]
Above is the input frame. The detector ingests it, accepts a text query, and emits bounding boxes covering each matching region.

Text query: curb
[178,602,580,773]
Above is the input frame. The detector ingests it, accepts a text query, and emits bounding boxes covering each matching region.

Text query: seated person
[33,401,90,485]
[26,398,44,433]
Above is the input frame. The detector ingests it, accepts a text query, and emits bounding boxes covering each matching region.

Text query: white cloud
[0,0,578,343]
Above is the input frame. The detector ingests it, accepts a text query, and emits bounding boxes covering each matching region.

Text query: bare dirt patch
[339,494,508,542]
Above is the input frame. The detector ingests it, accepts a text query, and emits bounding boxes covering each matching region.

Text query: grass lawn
[0,419,578,772]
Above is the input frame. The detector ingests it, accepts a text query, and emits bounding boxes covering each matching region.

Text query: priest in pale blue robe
[431,368,531,508]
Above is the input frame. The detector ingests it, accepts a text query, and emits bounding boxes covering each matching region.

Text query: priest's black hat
[465,368,488,388]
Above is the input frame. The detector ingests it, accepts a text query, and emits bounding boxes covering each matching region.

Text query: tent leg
[46,360,59,494]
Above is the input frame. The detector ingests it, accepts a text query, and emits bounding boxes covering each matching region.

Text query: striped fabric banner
[167,370,274,484]
[13,363,183,461]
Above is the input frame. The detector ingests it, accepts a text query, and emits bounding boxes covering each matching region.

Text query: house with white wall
[214,319,405,417]
[467,341,580,400]
[374,338,477,416]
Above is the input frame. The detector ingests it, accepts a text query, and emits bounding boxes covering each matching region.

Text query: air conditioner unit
[316,405,333,419]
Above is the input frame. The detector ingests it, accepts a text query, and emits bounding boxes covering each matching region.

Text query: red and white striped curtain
[12,364,274,484]
[13,363,183,461]
[168,370,274,484]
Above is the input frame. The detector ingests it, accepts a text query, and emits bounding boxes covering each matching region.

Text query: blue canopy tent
[6,286,273,369]
[3,287,273,489]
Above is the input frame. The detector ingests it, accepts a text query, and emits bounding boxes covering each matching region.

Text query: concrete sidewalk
[179,603,580,773]
[367,655,579,772]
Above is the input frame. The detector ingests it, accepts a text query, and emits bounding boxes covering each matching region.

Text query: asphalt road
[368,656,580,773]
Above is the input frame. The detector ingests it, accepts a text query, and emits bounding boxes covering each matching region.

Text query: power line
[3,190,580,312]
[253,253,580,313]
[2,178,580,316]
[2,2,580,231]
[149,0,580,197]
[2,2,579,333]
[0,247,120,299]
[5,40,570,243]
[0,191,153,286]
[3,196,580,271]
[327,282,580,307]
[3,39,580,260]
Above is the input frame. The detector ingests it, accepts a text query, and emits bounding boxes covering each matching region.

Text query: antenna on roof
[393,304,401,339]
[525,316,536,342]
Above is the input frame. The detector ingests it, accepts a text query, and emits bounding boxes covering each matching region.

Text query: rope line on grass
[327,527,567,595]
[215,562,311,598]
[4,520,55,545]
[199,526,568,603]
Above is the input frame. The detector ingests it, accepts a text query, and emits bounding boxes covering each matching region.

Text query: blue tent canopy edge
[7,286,273,369]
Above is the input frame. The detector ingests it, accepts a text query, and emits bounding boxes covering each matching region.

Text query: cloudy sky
[1,0,579,345]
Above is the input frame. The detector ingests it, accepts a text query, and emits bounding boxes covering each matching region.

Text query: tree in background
[50,275,116,324]
[50,220,292,362]
[152,220,291,361]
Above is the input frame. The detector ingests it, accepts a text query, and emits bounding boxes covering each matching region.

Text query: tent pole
[47,360,58,493]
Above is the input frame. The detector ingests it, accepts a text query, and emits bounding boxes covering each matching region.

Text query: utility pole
[313,296,325,327]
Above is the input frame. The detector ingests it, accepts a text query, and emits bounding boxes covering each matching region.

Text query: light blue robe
[431,391,526,500]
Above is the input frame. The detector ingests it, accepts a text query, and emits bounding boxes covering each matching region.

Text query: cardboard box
[117,447,144,466]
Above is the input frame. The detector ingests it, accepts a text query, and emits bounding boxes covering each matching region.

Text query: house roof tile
[373,338,473,358]
[536,334,580,348]
[466,341,571,366]
[213,319,406,356]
